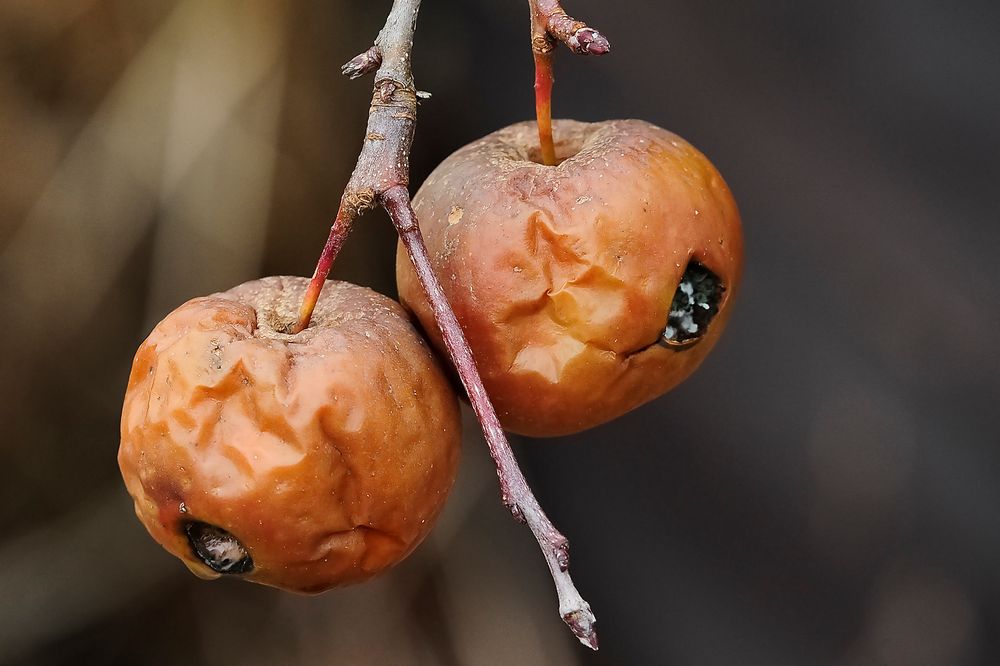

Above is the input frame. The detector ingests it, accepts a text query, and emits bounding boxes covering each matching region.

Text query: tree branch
[526,0,610,165]
[292,0,598,649]
[291,0,419,333]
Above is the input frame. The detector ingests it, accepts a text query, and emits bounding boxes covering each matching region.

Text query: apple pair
[118,118,742,592]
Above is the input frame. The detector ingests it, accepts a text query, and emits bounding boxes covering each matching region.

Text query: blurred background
[1,0,998,664]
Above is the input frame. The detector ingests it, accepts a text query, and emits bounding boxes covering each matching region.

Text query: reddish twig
[533,52,557,165]
[386,186,597,647]
[527,0,610,165]
[291,0,419,334]
[294,0,598,649]
[290,205,351,333]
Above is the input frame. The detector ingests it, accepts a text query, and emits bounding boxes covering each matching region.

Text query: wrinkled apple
[397,119,743,437]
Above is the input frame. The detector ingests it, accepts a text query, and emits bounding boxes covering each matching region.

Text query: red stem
[533,51,557,166]
[528,1,609,166]
[290,203,353,334]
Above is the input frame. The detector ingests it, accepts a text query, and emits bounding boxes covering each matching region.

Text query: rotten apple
[396,119,743,437]
[118,276,461,592]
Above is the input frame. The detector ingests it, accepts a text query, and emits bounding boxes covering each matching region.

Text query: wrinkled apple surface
[119,276,461,592]
[397,119,743,437]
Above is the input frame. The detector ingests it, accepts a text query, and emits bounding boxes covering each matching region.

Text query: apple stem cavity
[294,0,599,649]
[528,0,611,166]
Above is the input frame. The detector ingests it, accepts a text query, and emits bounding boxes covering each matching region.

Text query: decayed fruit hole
[185,521,254,575]
[661,261,724,347]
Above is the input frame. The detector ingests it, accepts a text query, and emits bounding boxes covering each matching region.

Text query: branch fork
[295,0,609,650]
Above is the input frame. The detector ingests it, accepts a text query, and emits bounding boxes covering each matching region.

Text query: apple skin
[118,276,461,592]
[396,119,743,437]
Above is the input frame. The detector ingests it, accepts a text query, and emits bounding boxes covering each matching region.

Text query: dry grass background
[1,1,999,665]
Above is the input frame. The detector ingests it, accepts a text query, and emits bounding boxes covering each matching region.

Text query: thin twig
[387,186,597,646]
[527,0,610,165]
[293,0,598,649]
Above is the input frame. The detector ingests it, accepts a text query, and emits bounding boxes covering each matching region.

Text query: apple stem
[533,51,557,166]
[289,202,353,334]
[527,0,611,165]
[295,0,599,649]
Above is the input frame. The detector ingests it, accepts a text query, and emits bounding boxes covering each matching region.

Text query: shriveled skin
[118,277,461,592]
[396,120,743,437]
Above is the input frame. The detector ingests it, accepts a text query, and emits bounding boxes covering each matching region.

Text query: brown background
[1,1,998,664]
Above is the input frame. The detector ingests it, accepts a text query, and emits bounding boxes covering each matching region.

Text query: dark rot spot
[661,261,724,349]
[185,521,254,575]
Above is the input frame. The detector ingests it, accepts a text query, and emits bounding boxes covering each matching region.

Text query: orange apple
[119,277,461,592]
[397,119,743,437]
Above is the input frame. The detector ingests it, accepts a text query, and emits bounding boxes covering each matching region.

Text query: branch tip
[569,27,610,55]
[564,608,599,650]
[342,45,382,79]
[533,2,611,55]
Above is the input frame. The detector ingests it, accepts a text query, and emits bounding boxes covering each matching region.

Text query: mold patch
[661,261,723,348]
[186,521,254,575]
